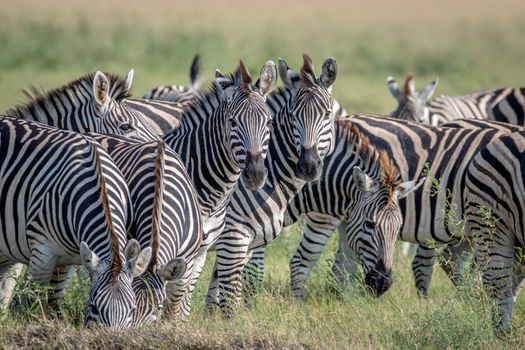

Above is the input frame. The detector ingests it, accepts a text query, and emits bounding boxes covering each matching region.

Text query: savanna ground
[1,0,525,348]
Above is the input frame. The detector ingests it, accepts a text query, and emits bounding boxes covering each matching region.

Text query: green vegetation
[1,5,525,348]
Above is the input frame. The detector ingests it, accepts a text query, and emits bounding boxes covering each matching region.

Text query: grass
[1,2,525,348]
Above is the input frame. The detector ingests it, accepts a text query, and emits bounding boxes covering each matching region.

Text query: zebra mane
[6,71,132,118]
[91,141,122,280]
[147,141,166,273]
[337,118,401,197]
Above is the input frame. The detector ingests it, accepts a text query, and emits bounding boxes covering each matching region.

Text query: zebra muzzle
[296,146,322,181]
[364,259,393,297]
[242,151,268,191]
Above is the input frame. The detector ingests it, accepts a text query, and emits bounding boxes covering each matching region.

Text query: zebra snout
[296,146,322,181]
[364,260,393,298]
[242,151,268,191]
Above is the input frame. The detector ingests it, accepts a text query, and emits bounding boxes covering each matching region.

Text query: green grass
[1,14,525,349]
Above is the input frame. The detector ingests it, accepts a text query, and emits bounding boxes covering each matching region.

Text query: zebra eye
[119,123,135,132]
[325,109,332,118]
[229,118,238,128]
[266,119,273,127]
[90,304,100,316]
[365,219,377,229]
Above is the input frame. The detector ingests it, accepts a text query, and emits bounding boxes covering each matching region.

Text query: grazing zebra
[280,115,519,299]
[463,131,525,330]
[124,60,277,315]
[204,54,338,316]
[6,71,203,324]
[388,74,525,126]
[0,117,152,329]
[6,70,159,142]
[143,54,204,104]
[90,137,203,325]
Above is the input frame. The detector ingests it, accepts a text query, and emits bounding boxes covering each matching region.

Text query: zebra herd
[0,54,524,333]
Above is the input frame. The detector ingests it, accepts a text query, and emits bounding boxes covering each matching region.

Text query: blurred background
[1,0,524,114]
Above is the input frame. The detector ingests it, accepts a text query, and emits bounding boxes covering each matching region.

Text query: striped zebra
[0,117,152,329]
[388,74,525,126]
[90,137,203,326]
[6,71,203,324]
[203,54,339,316]
[6,70,159,142]
[463,131,525,330]
[143,54,204,104]
[124,60,277,314]
[277,115,520,300]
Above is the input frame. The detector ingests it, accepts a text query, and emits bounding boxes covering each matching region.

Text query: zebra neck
[164,104,240,213]
[8,85,97,132]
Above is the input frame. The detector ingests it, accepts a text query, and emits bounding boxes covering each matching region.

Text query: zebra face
[387,74,439,124]
[216,60,277,191]
[279,55,337,182]
[131,273,167,327]
[92,70,159,142]
[81,240,152,330]
[347,168,425,297]
[131,258,187,327]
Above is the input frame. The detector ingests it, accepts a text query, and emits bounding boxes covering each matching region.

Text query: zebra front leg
[242,247,264,302]
[177,249,207,318]
[332,228,359,291]
[411,244,438,297]
[47,265,77,313]
[27,249,58,315]
[437,240,471,288]
[205,262,219,316]
[290,213,341,298]
[216,237,251,317]
[0,262,24,309]
[165,258,195,319]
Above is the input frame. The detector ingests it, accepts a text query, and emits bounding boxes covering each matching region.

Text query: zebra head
[91,70,159,141]
[346,164,424,297]
[215,60,277,190]
[81,239,152,330]
[387,74,439,124]
[131,258,187,326]
[279,54,337,181]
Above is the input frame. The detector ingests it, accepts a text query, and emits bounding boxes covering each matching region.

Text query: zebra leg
[27,249,57,314]
[332,228,359,291]
[290,213,341,298]
[178,249,207,318]
[215,236,252,317]
[0,261,24,309]
[411,244,438,297]
[165,258,195,318]
[437,240,471,287]
[205,262,219,316]
[47,265,77,313]
[242,247,265,300]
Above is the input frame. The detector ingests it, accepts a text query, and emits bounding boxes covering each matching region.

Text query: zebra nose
[364,259,393,297]
[296,146,322,181]
[242,151,267,191]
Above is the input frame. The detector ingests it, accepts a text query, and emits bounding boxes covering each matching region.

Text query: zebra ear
[278,58,300,89]
[93,71,110,108]
[80,241,103,275]
[419,78,439,102]
[129,247,152,278]
[255,60,277,99]
[396,176,426,199]
[319,57,337,93]
[189,54,201,86]
[124,69,134,92]
[353,167,377,192]
[214,69,235,101]
[387,76,402,102]
[158,258,187,282]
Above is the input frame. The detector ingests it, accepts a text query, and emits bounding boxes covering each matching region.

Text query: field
[1,0,525,348]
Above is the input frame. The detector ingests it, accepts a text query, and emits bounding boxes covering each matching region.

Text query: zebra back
[6,70,159,141]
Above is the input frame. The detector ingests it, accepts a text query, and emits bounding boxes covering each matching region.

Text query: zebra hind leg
[411,244,439,297]
[242,247,264,306]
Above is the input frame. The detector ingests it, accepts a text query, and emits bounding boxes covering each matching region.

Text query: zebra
[388,74,525,126]
[90,137,203,326]
[0,116,152,329]
[202,54,339,316]
[463,131,525,330]
[243,115,424,298]
[143,54,204,104]
[274,115,521,300]
[6,71,203,324]
[6,70,159,142]
[124,60,277,315]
